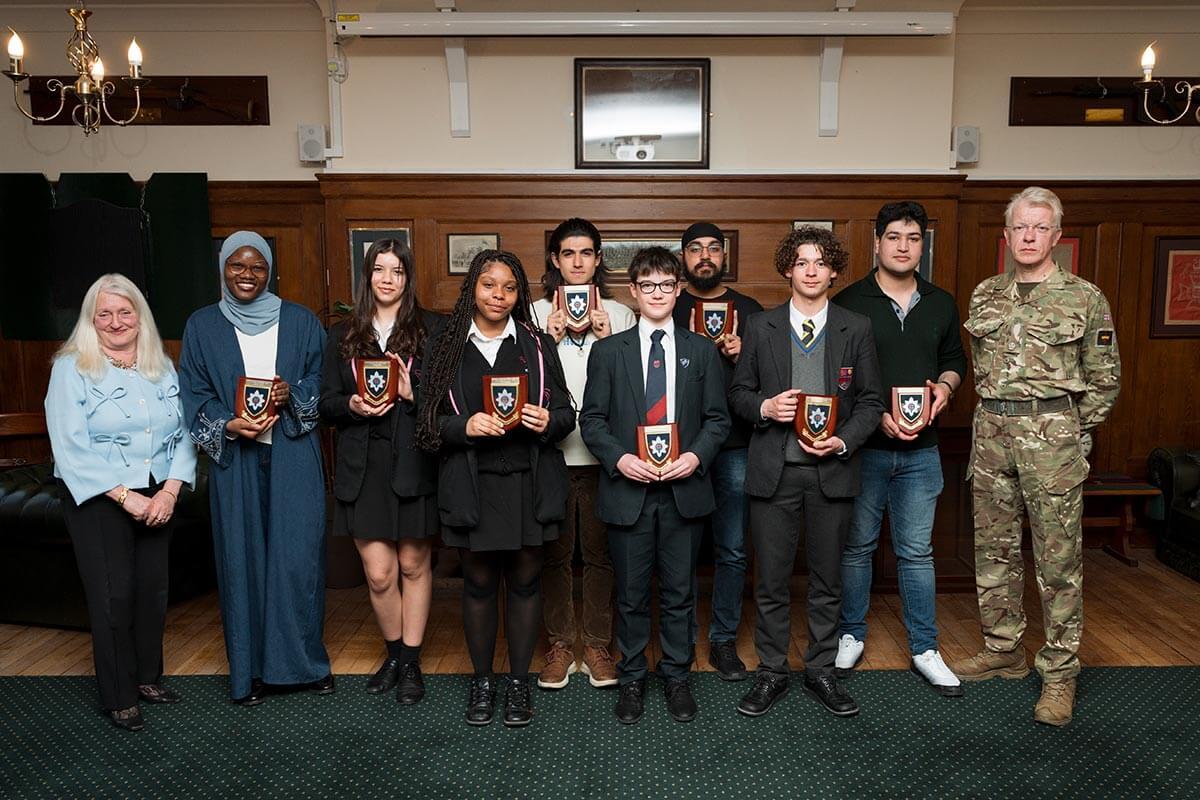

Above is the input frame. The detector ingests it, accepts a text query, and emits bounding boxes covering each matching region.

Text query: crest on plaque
[794,393,839,447]
[236,376,274,424]
[355,358,399,407]
[557,285,597,335]
[483,374,528,431]
[692,300,734,343]
[891,386,932,434]
[637,423,679,471]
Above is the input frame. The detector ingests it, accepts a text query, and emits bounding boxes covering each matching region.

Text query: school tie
[800,319,816,348]
[645,329,668,425]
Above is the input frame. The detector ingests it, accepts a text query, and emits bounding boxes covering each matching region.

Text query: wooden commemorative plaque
[483,374,528,432]
[794,393,839,447]
[637,423,679,473]
[236,376,275,424]
[354,358,400,408]
[691,300,735,343]
[891,386,932,435]
[557,284,598,335]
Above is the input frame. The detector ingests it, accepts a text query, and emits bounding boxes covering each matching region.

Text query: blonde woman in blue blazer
[45,273,197,732]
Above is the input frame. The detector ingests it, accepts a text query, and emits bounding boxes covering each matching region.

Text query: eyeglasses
[684,243,724,256]
[1006,224,1058,237]
[94,310,136,326]
[635,279,678,295]
[227,261,269,277]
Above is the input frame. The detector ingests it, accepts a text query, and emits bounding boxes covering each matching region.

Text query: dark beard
[687,261,724,292]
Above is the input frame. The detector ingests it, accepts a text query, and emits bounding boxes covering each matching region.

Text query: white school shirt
[638,317,676,424]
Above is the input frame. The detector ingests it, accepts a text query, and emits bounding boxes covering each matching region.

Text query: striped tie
[645,329,668,425]
[800,319,815,348]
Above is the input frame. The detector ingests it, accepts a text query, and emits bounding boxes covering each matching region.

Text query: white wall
[1,2,1197,180]
[954,8,1200,179]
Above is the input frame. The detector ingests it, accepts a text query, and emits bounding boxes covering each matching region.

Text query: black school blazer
[318,311,442,503]
[579,326,731,526]
[729,301,884,500]
[428,321,574,529]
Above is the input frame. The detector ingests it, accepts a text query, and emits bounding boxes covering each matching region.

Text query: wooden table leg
[1102,498,1139,567]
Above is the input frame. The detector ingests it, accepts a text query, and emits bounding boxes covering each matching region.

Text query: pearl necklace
[104,353,137,370]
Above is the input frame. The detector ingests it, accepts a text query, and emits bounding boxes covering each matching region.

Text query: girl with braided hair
[417,250,574,727]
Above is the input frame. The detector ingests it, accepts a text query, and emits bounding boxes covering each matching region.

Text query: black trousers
[749,465,854,677]
[62,485,171,711]
[607,485,702,684]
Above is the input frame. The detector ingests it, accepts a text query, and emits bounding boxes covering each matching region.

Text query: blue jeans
[839,446,943,656]
[692,448,748,644]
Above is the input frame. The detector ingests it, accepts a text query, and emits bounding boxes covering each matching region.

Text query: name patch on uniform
[1096,329,1114,347]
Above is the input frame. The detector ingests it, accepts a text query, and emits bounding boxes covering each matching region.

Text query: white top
[638,317,676,425]
[373,319,394,352]
[467,316,516,367]
[236,323,279,444]
[789,299,829,342]
[531,296,636,466]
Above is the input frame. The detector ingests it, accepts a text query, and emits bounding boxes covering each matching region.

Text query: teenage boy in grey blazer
[729,226,883,718]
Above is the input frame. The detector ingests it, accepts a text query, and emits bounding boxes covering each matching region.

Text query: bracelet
[162,488,178,500]
[116,486,129,507]
[937,380,956,395]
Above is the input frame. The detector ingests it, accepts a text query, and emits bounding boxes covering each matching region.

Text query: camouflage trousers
[968,403,1090,681]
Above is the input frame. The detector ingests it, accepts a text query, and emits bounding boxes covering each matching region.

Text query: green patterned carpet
[2,669,1198,799]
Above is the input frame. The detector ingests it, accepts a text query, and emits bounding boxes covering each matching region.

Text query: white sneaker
[911,650,964,698]
[834,634,864,677]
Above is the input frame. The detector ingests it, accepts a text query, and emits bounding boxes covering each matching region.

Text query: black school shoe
[366,658,400,694]
[663,678,698,723]
[396,662,425,705]
[708,641,750,682]
[137,683,181,704]
[615,679,646,725]
[503,675,534,727]
[309,674,336,695]
[465,674,497,726]
[803,673,859,717]
[234,680,267,707]
[737,671,790,717]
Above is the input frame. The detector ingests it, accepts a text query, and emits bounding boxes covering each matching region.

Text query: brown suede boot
[949,649,1030,682]
[1034,679,1076,726]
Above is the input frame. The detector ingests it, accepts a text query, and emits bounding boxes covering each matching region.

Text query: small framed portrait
[590,231,738,288]
[575,58,710,169]
[447,233,500,275]
[1150,237,1200,338]
[350,227,411,293]
[996,235,1080,275]
[792,220,835,231]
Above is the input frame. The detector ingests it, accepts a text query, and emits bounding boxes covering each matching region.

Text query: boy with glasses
[580,247,731,724]
[672,222,764,681]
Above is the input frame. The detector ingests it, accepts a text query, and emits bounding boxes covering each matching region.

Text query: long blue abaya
[179,301,330,698]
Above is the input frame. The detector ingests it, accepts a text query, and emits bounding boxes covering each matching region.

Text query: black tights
[460,546,544,677]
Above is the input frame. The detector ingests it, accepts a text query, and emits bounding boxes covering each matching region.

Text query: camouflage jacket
[964,265,1120,430]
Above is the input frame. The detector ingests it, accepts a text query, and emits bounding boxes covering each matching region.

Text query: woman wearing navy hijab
[179,231,333,704]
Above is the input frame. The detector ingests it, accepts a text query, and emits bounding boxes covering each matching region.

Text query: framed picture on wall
[349,227,411,294]
[565,230,738,287]
[995,235,1080,275]
[1150,237,1200,338]
[447,233,500,275]
[792,220,834,231]
[211,235,280,295]
[575,59,710,169]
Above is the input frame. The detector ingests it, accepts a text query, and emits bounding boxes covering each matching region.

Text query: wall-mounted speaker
[953,125,980,165]
[297,123,327,164]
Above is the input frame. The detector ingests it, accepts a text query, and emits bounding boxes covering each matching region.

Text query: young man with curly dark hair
[729,226,883,719]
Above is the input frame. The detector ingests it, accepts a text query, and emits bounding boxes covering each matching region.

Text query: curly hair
[339,238,427,361]
[772,226,849,277]
[415,249,550,453]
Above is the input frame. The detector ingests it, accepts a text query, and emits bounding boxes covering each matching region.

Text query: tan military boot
[1034,679,1076,726]
[949,649,1030,682]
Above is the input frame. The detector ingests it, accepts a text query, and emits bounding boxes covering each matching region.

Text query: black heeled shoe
[138,683,182,704]
[234,680,267,707]
[366,658,400,694]
[109,706,145,732]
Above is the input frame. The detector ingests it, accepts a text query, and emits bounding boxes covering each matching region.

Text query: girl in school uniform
[416,249,574,728]
[319,238,442,704]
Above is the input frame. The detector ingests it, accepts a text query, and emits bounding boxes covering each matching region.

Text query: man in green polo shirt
[830,201,967,697]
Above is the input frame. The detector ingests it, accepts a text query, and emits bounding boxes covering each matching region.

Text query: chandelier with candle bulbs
[4,4,147,136]
[1135,42,1200,125]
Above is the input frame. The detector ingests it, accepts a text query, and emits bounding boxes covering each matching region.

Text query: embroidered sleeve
[191,411,231,465]
[279,391,320,437]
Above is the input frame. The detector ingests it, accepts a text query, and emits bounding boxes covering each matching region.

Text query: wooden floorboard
[2,549,1197,677]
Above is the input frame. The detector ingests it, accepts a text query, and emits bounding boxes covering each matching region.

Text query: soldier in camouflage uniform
[951,186,1120,727]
